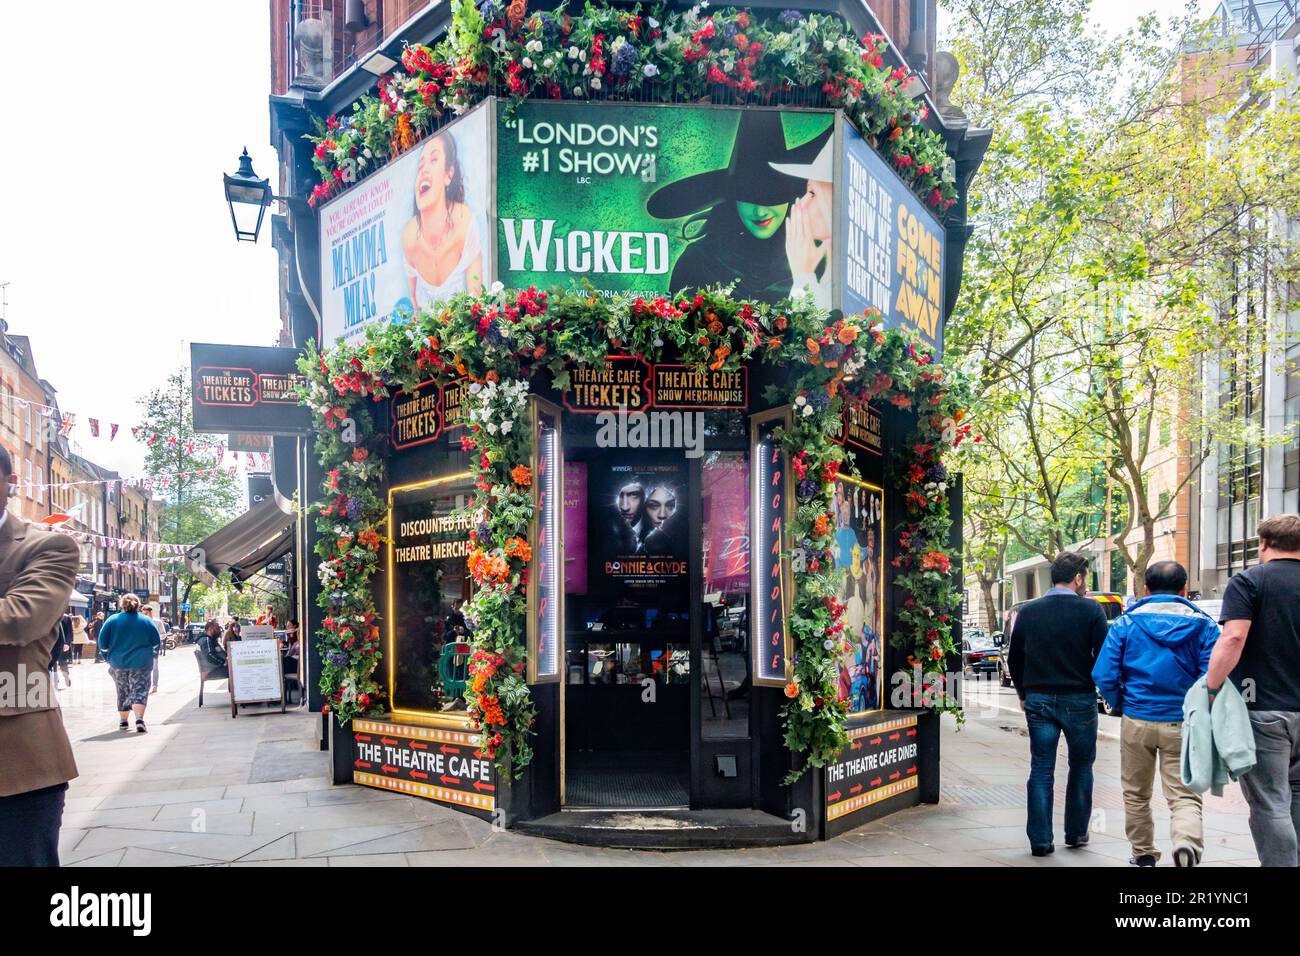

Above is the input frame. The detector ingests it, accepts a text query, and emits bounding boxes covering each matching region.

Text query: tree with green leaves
[137,369,241,607]
[944,0,1300,596]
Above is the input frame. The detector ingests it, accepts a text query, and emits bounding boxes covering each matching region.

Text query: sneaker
[1031,845,1054,857]
[1131,854,1157,867]
[135,719,147,734]
[1066,834,1090,848]
[1173,845,1197,868]
[119,719,129,731]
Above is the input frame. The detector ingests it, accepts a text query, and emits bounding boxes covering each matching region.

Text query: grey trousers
[1240,710,1300,867]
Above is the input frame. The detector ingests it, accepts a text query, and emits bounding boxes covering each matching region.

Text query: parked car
[995,592,1127,704]
[962,632,1001,676]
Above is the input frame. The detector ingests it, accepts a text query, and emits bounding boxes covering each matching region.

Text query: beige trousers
[1120,716,1203,862]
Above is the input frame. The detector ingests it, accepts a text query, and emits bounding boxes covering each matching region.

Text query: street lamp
[223,148,280,243]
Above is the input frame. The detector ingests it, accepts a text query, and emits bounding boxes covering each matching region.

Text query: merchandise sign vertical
[527,397,563,684]
[751,406,793,687]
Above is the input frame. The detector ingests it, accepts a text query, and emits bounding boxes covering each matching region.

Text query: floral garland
[305,0,957,214]
[300,285,972,779]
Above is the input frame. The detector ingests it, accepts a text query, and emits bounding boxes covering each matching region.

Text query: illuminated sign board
[527,398,563,684]
[751,407,793,687]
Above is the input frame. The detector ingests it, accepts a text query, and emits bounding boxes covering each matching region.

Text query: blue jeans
[1025,691,1098,848]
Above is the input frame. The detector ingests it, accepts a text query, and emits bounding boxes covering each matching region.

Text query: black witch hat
[647,110,819,218]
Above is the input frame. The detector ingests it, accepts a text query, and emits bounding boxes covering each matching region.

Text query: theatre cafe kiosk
[294,2,987,847]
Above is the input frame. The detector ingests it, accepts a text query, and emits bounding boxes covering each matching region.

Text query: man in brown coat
[0,445,82,866]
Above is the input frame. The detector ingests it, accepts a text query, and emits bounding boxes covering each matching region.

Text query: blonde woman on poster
[403,130,484,306]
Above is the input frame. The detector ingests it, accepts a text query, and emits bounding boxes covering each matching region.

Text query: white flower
[795,395,807,406]
[573,84,584,96]
[643,63,659,78]
[501,420,514,434]
[823,39,833,51]
[527,39,543,53]
[522,56,533,69]
[723,61,733,73]
[485,422,498,435]
[468,382,483,394]
[543,57,554,68]
[489,281,504,294]
[568,45,580,58]
[591,76,602,89]
[653,337,664,347]
[395,98,407,112]
[648,16,659,28]
[801,405,814,418]
[823,639,835,650]
[363,147,373,158]
[579,49,587,62]
[838,37,848,50]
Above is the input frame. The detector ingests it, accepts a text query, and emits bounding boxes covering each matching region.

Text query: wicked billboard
[498,102,834,305]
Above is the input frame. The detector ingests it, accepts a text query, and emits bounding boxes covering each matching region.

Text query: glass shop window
[701,449,752,739]
[388,474,476,716]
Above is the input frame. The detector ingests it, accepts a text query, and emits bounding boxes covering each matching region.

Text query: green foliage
[305,2,956,213]
[303,284,973,782]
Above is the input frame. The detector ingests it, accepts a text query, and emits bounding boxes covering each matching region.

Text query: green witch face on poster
[496,102,833,304]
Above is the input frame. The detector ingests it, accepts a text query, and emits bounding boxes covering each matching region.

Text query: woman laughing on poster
[403,130,484,307]
[770,136,833,310]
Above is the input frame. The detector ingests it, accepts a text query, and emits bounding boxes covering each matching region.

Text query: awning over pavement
[67,589,89,608]
[188,495,295,584]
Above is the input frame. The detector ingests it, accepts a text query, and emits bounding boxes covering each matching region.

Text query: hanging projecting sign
[837,117,947,355]
[191,344,309,435]
[390,381,442,450]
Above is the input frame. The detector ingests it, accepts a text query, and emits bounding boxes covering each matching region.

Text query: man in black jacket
[1008,552,1110,856]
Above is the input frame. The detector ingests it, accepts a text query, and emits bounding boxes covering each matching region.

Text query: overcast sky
[0,0,1204,481]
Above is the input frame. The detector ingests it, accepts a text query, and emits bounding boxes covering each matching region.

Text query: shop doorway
[559,411,753,809]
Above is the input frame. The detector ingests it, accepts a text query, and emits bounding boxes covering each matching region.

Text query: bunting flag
[89,418,100,437]
[110,423,119,440]
[60,413,75,437]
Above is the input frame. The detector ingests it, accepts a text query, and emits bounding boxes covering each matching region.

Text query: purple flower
[346,496,362,519]
[477,0,501,21]
[327,650,350,668]
[806,388,831,410]
[538,12,559,41]
[723,21,738,42]
[798,477,820,501]
[926,462,948,483]
[611,43,638,79]
[779,10,805,25]
[476,521,491,540]
[819,342,846,364]
[329,590,344,607]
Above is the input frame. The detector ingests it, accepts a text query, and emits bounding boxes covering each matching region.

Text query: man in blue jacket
[1093,561,1218,867]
